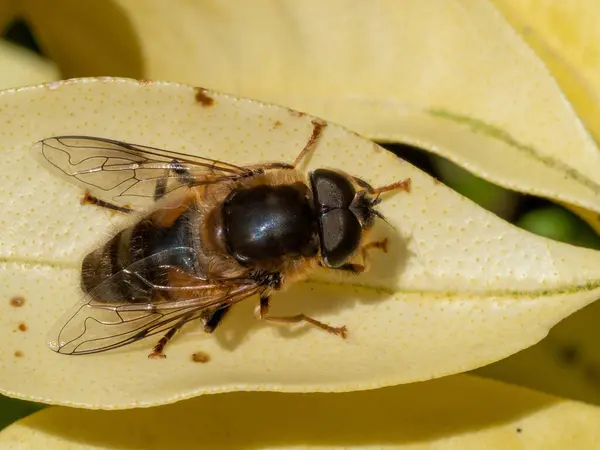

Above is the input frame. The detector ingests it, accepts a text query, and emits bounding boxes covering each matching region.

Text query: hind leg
[147,314,193,359]
[292,120,327,168]
[80,192,134,214]
[202,306,232,333]
[257,294,347,338]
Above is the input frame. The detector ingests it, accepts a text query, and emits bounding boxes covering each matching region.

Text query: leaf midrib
[4,256,600,299]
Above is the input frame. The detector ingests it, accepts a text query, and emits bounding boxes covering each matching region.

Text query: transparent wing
[48,248,262,355]
[32,136,253,209]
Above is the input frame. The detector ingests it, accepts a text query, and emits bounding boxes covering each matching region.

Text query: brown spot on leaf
[273,120,282,128]
[10,296,25,307]
[18,323,27,332]
[195,88,214,107]
[138,79,154,85]
[14,351,23,358]
[191,351,210,363]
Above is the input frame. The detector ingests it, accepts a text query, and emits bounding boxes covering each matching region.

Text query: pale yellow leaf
[17,0,600,215]
[2,78,600,408]
[3,375,600,449]
[492,0,600,145]
[487,0,600,235]
[478,290,600,406]
[460,0,600,406]
[0,40,58,90]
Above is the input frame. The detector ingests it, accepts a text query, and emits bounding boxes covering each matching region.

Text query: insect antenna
[373,209,394,228]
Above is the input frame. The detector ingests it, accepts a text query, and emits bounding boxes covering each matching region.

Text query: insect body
[33,120,410,358]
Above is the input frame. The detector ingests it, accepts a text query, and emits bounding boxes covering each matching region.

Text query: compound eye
[320,209,362,267]
[311,169,356,209]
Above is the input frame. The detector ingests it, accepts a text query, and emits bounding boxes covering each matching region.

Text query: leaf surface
[3,375,600,449]
[17,0,600,213]
[0,40,58,90]
[2,79,600,407]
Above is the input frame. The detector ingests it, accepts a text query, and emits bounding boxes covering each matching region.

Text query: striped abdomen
[81,209,198,302]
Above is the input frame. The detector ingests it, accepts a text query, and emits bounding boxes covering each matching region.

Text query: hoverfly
[33,120,411,358]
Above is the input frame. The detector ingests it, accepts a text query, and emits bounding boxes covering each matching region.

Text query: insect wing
[32,136,252,209]
[48,248,262,355]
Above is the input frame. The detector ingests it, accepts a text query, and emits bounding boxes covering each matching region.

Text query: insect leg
[329,239,389,273]
[202,305,232,333]
[350,176,412,196]
[371,178,411,195]
[258,294,347,338]
[222,120,326,175]
[244,162,295,172]
[80,192,134,214]
[148,312,194,359]
[292,119,327,168]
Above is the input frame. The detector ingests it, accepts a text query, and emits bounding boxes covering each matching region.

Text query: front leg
[330,239,389,274]
[257,294,347,338]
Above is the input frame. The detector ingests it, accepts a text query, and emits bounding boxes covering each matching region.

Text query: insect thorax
[222,183,319,268]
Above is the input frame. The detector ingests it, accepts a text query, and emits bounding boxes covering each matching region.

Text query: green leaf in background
[517,206,600,250]
[430,154,521,222]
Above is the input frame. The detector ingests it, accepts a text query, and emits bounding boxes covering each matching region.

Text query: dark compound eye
[310,169,356,209]
[310,169,362,267]
[319,209,362,267]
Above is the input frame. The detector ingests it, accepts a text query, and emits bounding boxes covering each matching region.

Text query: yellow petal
[487,0,600,231]
[18,0,142,79]
[3,374,600,449]
[0,40,58,89]
[478,290,600,406]
[491,0,600,145]
[2,78,600,408]
[458,1,600,406]
[19,0,600,214]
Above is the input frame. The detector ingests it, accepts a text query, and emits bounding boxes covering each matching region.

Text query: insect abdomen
[81,209,198,301]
